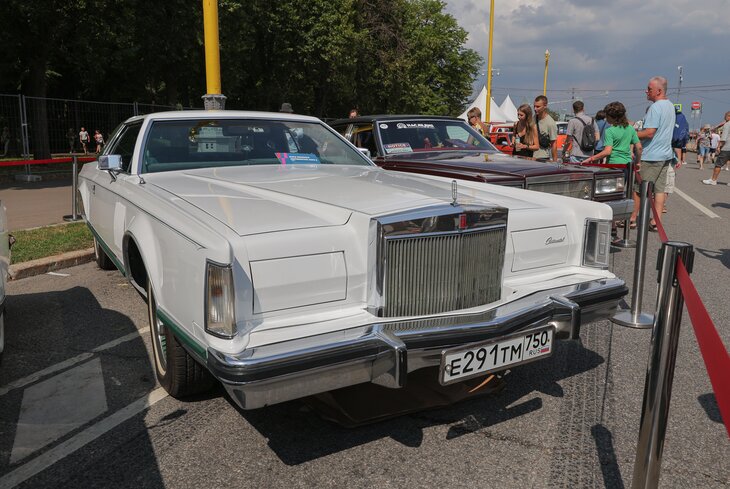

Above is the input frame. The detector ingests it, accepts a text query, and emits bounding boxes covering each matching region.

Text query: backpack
[575,116,596,152]
[672,112,689,148]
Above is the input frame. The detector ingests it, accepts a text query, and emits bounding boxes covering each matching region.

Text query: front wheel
[94,237,116,270]
[147,281,214,397]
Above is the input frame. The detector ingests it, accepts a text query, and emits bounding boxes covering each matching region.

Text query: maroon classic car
[329,115,633,220]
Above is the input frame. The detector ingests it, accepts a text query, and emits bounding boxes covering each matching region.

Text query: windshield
[141,119,372,173]
[376,119,497,155]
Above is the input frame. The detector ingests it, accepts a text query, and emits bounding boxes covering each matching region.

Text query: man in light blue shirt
[635,76,675,229]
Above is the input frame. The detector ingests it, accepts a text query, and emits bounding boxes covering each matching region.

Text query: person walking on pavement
[702,111,730,185]
[563,100,599,163]
[636,76,675,231]
[93,129,104,154]
[533,95,558,162]
[710,129,720,165]
[697,125,711,169]
[79,127,90,155]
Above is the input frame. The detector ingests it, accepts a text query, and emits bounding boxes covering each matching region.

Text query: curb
[9,248,95,280]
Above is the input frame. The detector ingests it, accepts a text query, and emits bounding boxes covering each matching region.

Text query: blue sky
[444,0,730,128]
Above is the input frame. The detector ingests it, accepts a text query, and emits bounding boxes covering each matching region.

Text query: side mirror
[99,154,122,171]
[357,147,371,158]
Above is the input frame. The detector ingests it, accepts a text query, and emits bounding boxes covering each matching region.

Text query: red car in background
[488,123,515,155]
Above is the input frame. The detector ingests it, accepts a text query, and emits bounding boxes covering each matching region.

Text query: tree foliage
[0,0,481,118]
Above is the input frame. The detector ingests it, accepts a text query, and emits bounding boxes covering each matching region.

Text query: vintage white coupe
[79,110,626,409]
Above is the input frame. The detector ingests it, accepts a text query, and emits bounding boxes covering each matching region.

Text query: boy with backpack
[563,100,599,163]
[671,104,689,167]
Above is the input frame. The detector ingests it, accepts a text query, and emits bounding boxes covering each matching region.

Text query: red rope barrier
[639,167,730,437]
[677,261,730,438]
[0,157,96,167]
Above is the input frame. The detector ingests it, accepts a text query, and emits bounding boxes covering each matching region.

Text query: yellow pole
[543,49,550,96]
[202,0,226,109]
[203,0,221,94]
[485,0,495,122]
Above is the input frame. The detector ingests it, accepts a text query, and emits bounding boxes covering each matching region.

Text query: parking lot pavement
[0,168,728,488]
[0,178,74,231]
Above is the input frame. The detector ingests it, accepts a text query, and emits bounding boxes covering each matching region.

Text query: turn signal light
[205,261,236,338]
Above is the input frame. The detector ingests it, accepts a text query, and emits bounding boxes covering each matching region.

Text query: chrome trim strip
[527,173,593,184]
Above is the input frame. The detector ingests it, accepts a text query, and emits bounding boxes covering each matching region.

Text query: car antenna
[138,175,146,185]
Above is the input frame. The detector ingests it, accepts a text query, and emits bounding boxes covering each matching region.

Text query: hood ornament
[451,180,458,206]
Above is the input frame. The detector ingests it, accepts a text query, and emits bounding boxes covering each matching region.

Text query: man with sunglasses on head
[635,76,675,230]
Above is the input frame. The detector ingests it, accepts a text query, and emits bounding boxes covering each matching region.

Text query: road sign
[691,101,701,110]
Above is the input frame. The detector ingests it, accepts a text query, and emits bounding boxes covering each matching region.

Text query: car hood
[145,165,536,236]
[381,150,598,177]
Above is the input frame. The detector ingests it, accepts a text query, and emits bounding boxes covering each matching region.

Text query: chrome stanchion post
[611,180,654,328]
[631,241,693,489]
[613,159,636,248]
[63,155,81,222]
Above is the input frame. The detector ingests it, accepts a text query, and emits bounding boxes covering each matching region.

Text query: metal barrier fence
[0,94,196,160]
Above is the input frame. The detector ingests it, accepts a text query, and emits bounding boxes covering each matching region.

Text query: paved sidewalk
[0,178,75,231]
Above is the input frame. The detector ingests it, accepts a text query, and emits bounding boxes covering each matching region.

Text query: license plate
[440,326,555,385]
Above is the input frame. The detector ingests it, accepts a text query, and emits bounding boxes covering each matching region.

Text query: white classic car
[79,111,626,409]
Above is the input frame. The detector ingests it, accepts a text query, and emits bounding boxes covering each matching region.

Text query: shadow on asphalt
[230,339,605,466]
[592,424,625,489]
[697,393,722,424]
[695,247,730,270]
[0,285,165,488]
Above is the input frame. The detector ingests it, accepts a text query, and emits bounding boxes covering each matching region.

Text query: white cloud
[443,0,730,124]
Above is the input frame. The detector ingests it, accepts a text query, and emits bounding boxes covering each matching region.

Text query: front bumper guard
[605,198,634,221]
[208,277,627,409]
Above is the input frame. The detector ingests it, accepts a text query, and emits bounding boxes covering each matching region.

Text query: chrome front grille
[383,227,506,317]
[527,178,593,200]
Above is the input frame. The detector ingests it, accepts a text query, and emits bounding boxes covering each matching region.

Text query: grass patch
[11,222,93,264]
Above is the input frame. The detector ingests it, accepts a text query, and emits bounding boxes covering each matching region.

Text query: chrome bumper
[208,277,627,410]
[605,198,634,220]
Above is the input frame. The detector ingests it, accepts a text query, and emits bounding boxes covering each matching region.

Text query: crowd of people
[465,75,730,230]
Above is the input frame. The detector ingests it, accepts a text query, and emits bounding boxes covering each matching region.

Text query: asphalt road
[0,155,728,488]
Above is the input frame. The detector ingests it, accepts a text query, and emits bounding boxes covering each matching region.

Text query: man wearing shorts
[702,111,730,185]
[697,126,711,169]
[635,76,675,230]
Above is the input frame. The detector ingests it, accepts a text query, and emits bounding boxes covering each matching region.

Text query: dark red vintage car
[329,115,632,220]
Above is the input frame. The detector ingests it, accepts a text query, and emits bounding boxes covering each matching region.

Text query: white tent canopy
[458,85,511,123]
[499,95,519,122]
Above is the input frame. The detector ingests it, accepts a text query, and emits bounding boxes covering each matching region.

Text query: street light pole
[677,65,683,106]
[543,49,550,96]
[485,0,495,122]
[202,0,226,110]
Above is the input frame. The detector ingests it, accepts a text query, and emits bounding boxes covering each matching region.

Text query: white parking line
[0,387,168,489]
[674,188,721,219]
[0,328,149,397]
